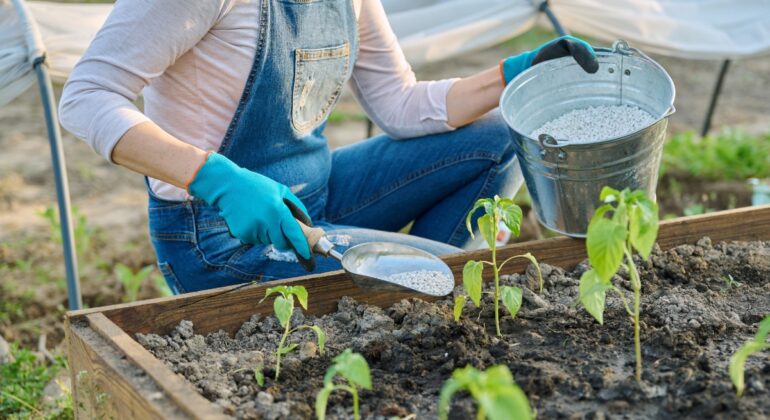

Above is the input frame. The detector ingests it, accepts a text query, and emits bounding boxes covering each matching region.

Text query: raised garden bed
[65,205,770,419]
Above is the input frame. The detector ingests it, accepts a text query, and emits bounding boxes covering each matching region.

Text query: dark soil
[138,238,770,419]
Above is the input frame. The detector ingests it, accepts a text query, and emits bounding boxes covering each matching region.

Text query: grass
[327,110,368,125]
[661,129,770,181]
[0,344,72,419]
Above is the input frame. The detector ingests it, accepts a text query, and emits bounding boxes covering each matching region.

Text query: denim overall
[149,0,524,293]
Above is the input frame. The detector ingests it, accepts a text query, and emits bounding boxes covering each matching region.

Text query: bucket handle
[602,40,676,117]
[538,133,561,148]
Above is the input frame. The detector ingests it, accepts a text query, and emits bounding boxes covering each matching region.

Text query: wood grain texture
[69,205,770,339]
[66,317,186,419]
[87,313,227,420]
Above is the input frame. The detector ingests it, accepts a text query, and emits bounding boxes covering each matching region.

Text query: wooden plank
[86,313,227,420]
[70,205,770,338]
[65,317,188,419]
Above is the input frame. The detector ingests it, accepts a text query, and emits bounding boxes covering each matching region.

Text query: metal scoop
[297,221,455,296]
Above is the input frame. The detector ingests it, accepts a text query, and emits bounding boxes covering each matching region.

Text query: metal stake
[701,59,731,137]
[34,56,82,310]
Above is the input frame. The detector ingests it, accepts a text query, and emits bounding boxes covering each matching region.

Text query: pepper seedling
[260,285,325,381]
[315,348,372,420]
[729,314,770,397]
[455,195,542,336]
[438,365,532,420]
[579,187,659,382]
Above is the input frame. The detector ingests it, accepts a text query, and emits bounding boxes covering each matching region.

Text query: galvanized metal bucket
[500,40,675,237]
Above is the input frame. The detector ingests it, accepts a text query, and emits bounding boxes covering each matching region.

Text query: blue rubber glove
[188,153,314,266]
[500,35,599,85]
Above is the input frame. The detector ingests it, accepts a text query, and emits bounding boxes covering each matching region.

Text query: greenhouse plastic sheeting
[0,0,43,106]
[1,0,770,89]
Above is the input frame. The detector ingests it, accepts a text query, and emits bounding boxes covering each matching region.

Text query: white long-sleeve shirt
[59,0,458,201]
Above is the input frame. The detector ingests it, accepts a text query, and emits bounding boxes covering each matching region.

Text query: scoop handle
[295,219,327,251]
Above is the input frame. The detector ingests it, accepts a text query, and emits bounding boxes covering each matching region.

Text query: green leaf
[274,295,293,328]
[579,270,609,325]
[754,315,770,343]
[599,186,621,203]
[480,367,531,420]
[278,343,298,355]
[254,364,265,387]
[587,217,627,282]
[315,384,333,420]
[478,214,497,249]
[465,198,494,238]
[262,285,288,303]
[629,198,659,259]
[729,341,770,397]
[498,200,523,237]
[453,295,466,322]
[438,377,462,420]
[501,286,523,320]
[327,349,372,390]
[310,325,326,356]
[612,199,629,227]
[462,261,483,307]
[288,286,308,310]
[479,388,533,420]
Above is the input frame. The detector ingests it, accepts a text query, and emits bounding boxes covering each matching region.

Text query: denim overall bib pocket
[148,0,359,292]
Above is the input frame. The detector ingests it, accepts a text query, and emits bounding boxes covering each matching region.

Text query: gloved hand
[188,153,315,269]
[500,35,599,85]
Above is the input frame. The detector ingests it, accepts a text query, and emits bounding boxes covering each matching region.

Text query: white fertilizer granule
[386,270,454,296]
[531,105,655,144]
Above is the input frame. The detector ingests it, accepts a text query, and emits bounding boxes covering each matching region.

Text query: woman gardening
[59,0,598,294]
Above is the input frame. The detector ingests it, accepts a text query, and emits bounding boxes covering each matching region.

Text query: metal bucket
[500,40,675,237]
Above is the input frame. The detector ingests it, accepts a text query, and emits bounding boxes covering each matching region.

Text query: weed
[327,110,368,125]
[579,187,659,382]
[661,129,770,181]
[0,343,67,419]
[438,365,532,420]
[683,203,716,217]
[114,264,155,303]
[39,205,92,260]
[260,286,325,381]
[729,315,770,397]
[315,349,372,420]
[455,196,542,336]
[152,273,173,297]
[720,274,742,291]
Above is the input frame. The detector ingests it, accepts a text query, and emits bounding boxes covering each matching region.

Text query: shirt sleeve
[58,0,229,161]
[348,0,459,139]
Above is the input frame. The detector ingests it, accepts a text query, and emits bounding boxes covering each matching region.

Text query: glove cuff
[185,151,214,194]
[188,152,238,204]
[501,50,536,85]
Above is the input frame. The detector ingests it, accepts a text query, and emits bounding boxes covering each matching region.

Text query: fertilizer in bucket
[531,105,655,144]
[499,40,676,237]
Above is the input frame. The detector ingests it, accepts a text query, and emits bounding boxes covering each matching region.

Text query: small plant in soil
[729,314,770,397]
[115,263,155,302]
[579,187,659,382]
[315,348,372,420]
[438,365,532,420]
[455,195,542,336]
[260,285,325,381]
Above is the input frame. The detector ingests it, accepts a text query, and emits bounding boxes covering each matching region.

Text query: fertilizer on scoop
[385,270,454,296]
[531,105,655,144]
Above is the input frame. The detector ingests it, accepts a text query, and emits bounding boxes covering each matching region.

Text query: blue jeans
[149,111,523,293]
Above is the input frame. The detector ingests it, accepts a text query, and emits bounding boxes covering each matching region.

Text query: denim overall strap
[217,0,358,217]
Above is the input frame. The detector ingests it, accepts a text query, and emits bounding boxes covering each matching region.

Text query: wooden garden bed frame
[65,205,770,419]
